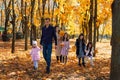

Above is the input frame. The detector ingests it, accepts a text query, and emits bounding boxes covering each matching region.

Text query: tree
[3,0,11,34]
[110,0,120,80]
[38,0,41,17]
[30,0,36,45]
[51,0,56,22]
[48,0,50,15]
[89,0,93,42]
[1,9,3,27]
[96,27,99,42]
[11,0,16,53]
[93,0,97,56]
[41,0,46,27]
[21,0,24,34]
[24,2,28,50]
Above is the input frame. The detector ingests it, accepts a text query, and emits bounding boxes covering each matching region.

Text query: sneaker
[33,67,37,70]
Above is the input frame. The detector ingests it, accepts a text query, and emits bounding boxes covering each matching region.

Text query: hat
[32,41,37,46]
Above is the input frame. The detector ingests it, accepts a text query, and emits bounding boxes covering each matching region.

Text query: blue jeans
[33,60,38,69]
[43,43,52,68]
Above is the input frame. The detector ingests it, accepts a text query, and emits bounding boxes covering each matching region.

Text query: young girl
[75,33,86,67]
[61,33,70,64]
[30,41,41,70]
[55,26,62,63]
[85,42,94,66]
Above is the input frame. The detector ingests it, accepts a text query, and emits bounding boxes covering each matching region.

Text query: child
[55,26,62,63]
[85,42,94,66]
[75,33,86,67]
[61,33,70,64]
[30,41,41,70]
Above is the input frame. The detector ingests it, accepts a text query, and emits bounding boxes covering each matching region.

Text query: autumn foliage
[0,0,113,79]
[0,40,111,80]
[0,0,113,35]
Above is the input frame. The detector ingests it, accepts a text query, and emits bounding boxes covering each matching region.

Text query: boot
[65,56,67,64]
[56,56,59,62]
[46,66,50,74]
[78,58,81,66]
[82,63,86,67]
[60,55,62,62]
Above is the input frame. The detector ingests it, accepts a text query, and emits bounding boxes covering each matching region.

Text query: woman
[75,33,86,67]
[55,26,62,63]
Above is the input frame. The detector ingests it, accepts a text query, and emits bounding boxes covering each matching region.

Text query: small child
[61,33,70,64]
[85,42,94,66]
[30,41,41,70]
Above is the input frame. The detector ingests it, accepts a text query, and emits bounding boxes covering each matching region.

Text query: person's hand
[85,50,87,53]
[76,55,78,58]
[40,45,43,49]
[55,45,57,49]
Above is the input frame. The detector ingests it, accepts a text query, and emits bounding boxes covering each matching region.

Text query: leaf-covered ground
[0,39,111,80]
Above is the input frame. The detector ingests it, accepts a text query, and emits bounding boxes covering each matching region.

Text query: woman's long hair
[86,42,92,52]
[54,25,59,32]
[78,33,85,43]
[63,33,69,41]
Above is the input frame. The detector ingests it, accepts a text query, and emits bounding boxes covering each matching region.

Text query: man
[40,18,57,74]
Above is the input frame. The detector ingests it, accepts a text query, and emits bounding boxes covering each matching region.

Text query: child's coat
[30,47,41,61]
[61,41,70,56]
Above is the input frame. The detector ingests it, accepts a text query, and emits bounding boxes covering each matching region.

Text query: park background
[0,0,118,80]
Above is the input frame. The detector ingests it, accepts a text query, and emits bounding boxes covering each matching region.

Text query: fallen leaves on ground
[0,40,111,80]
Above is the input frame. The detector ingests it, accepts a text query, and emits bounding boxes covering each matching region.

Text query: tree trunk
[48,0,50,15]
[100,24,105,42]
[21,0,24,34]
[51,0,56,22]
[93,0,97,57]
[110,0,120,79]
[25,2,28,50]
[85,26,88,42]
[33,25,37,40]
[89,0,93,42]
[30,0,35,45]
[56,15,59,25]
[84,10,88,42]
[82,21,85,34]
[1,9,2,26]
[97,27,99,42]
[3,0,12,33]
[42,0,46,16]
[11,0,16,53]
[38,0,41,17]
[41,0,46,27]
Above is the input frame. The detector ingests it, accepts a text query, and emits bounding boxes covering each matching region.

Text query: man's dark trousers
[43,43,52,72]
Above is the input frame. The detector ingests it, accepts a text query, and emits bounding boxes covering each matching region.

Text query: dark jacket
[75,39,86,56]
[40,25,57,45]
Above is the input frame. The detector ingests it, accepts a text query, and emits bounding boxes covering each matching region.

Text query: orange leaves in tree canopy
[54,8,60,15]
[1,0,113,35]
